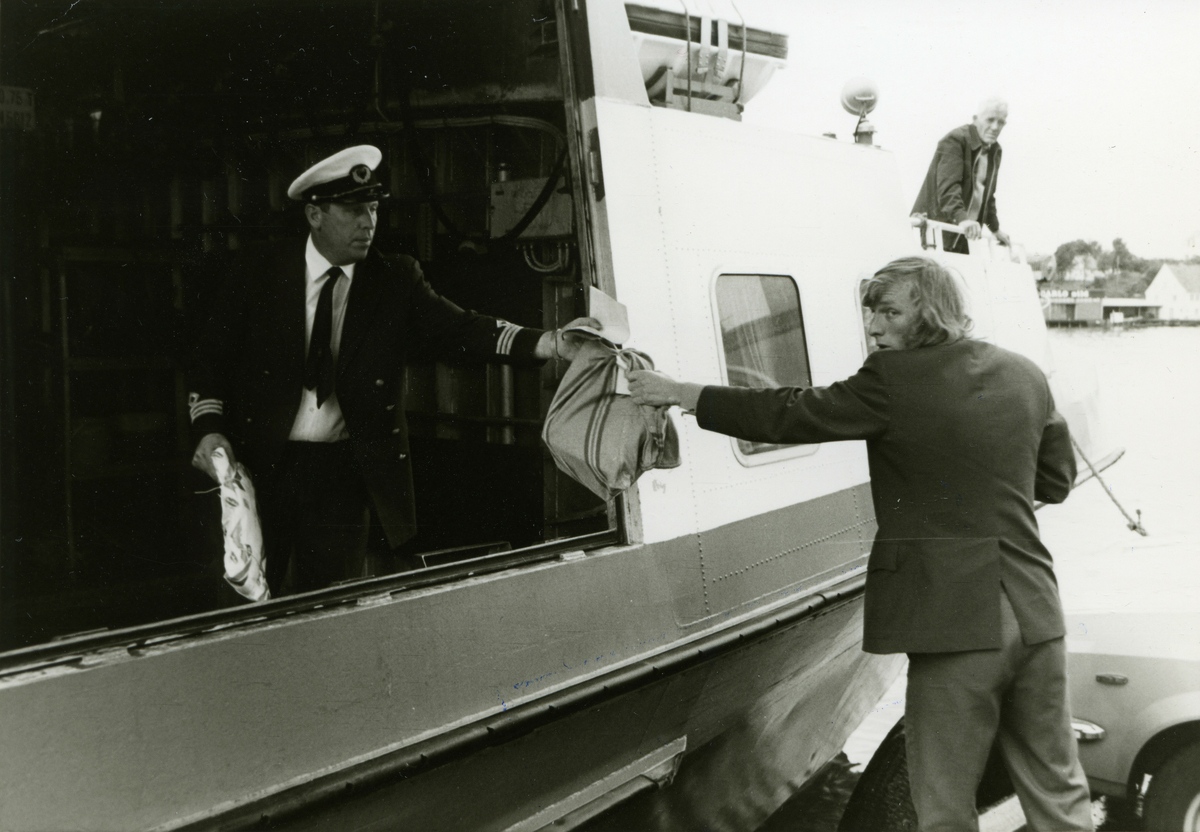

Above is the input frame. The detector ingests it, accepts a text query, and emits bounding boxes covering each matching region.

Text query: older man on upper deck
[912,97,1013,254]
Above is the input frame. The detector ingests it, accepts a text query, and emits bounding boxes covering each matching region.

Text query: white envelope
[565,286,631,346]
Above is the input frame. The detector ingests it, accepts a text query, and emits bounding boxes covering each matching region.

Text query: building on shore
[1145,263,1200,321]
[1041,291,1161,326]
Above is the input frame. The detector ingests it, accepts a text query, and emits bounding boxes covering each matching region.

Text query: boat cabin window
[0,0,612,651]
[714,274,815,460]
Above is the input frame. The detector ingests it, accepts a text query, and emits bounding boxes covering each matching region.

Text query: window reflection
[715,274,812,456]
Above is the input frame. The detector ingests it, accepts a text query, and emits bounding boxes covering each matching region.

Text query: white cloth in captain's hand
[542,339,680,500]
[211,447,270,602]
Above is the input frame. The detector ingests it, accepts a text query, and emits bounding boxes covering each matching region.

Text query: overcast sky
[735,0,1200,260]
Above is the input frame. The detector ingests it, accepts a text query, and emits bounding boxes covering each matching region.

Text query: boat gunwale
[0,530,620,678]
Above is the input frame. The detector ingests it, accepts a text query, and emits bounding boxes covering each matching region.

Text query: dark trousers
[942,229,971,254]
[258,441,372,595]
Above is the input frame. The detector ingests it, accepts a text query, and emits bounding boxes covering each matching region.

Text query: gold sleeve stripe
[495,321,521,356]
[189,398,224,422]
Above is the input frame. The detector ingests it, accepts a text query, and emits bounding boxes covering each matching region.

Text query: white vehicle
[0,2,1108,830]
[1066,590,1200,830]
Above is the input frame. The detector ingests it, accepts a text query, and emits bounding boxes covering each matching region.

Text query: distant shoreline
[1046,319,1200,329]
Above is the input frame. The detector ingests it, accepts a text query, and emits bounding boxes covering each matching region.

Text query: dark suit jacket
[696,339,1075,655]
[911,123,1002,233]
[189,239,545,548]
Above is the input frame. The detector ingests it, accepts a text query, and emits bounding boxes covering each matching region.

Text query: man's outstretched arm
[1035,408,1076,504]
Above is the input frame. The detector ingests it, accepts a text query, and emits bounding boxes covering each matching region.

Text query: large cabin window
[714,274,815,460]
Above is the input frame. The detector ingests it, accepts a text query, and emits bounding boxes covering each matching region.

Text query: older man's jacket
[188,239,545,548]
[696,339,1075,654]
[912,123,1003,233]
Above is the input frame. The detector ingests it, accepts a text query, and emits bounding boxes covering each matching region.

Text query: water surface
[1039,326,1200,615]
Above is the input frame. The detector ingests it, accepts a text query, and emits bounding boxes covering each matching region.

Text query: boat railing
[911,215,1028,266]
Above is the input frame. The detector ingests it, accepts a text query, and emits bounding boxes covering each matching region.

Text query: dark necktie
[304,266,344,407]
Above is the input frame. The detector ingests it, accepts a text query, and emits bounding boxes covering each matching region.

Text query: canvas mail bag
[542,339,681,500]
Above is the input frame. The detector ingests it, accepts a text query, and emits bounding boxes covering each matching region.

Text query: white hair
[976,96,1008,116]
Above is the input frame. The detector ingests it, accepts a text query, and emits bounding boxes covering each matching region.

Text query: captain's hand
[628,369,683,407]
[549,317,602,361]
[994,229,1011,246]
[958,219,982,240]
[192,432,235,484]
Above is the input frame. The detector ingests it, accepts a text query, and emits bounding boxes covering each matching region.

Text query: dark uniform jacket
[912,123,1003,233]
[696,339,1075,655]
[189,239,545,548]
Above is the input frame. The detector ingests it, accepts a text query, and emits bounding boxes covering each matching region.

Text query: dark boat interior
[0,0,610,648]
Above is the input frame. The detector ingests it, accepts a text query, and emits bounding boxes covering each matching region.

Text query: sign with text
[1040,289,1091,299]
[0,86,36,131]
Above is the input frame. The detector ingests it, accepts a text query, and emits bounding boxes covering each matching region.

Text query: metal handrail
[910,216,1027,265]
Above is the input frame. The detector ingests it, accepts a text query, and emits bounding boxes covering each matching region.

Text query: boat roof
[624,2,788,59]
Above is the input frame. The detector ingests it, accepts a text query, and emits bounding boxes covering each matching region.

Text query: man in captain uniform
[627,256,1093,831]
[189,145,594,595]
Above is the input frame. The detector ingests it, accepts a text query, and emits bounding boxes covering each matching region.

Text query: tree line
[1032,238,1199,297]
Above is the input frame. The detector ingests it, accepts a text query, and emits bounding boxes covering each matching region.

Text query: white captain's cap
[287,145,390,204]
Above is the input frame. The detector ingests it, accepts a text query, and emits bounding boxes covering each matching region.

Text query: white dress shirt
[288,236,355,442]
